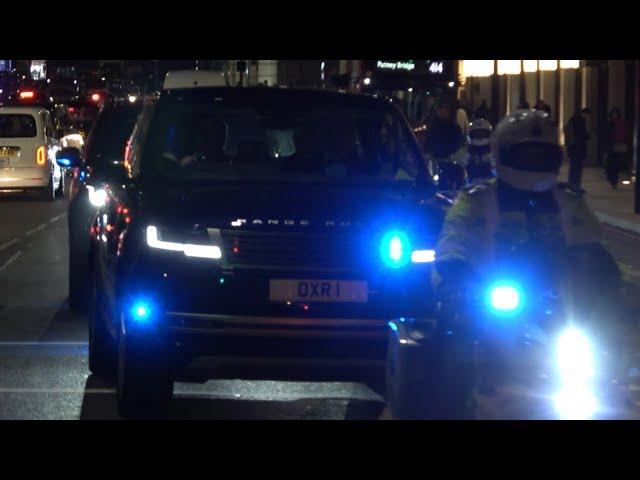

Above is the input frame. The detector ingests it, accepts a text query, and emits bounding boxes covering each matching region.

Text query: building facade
[460,60,637,167]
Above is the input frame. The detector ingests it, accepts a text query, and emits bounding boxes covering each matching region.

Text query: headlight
[553,327,598,419]
[485,280,524,316]
[146,225,222,259]
[380,231,435,267]
[86,185,107,207]
[556,327,596,386]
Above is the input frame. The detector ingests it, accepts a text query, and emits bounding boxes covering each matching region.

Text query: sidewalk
[560,165,640,235]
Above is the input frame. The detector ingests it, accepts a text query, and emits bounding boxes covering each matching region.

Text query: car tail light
[68,107,76,113]
[20,90,35,100]
[91,93,101,102]
[36,146,46,165]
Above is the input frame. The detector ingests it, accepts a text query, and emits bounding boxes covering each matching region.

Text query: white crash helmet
[491,109,563,192]
[468,118,493,147]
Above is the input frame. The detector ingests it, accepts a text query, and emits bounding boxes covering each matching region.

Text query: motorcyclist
[465,118,494,182]
[432,109,626,380]
[434,108,620,304]
[423,103,467,190]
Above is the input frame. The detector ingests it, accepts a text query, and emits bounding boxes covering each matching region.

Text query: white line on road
[24,224,47,237]
[0,251,22,274]
[0,238,19,251]
[0,388,115,394]
[0,341,88,346]
[49,212,67,223]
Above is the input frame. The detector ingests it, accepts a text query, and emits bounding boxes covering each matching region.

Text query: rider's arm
[432,185,495,294]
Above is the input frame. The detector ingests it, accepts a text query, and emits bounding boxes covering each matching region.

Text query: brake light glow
[36,146,46,165]
[91,93,100,102]
[20,91,35,99]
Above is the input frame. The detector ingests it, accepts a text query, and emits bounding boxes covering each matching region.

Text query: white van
[0,106,64,200]
[162,70,228,90]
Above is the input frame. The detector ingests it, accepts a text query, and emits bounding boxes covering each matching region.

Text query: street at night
[1,183,639,419]
[1,59,640,421]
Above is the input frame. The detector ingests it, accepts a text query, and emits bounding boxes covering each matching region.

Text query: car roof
[0,106,47,115]
[160,86,397,110]
[162,70,228,90]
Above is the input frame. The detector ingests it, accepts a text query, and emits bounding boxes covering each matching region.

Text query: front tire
[69,246,91,312]
[386,331,476,419]
[117,324,173,419]
[88,277,116,377]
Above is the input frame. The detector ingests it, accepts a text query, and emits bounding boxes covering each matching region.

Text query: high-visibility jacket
[434,178,604,283]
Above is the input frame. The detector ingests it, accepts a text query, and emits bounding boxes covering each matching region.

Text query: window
[0,114,37,138]
[143,92,423,185]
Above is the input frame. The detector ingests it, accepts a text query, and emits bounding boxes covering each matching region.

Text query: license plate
[269,279,368,303]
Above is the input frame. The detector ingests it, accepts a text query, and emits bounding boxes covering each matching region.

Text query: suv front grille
[221,230,360,269]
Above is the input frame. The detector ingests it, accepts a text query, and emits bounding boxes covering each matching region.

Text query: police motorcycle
[465,119,495,183]
[385,240,632,420]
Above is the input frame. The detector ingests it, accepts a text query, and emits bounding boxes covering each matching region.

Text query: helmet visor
[501,142,563,172]
[469,129,491,140]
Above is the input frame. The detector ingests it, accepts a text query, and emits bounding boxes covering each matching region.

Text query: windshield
[142,91,423,185]
[0,114,37,137]
[85,109,140,167]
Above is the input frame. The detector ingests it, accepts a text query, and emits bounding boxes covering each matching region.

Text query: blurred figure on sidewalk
[564,107,591,190]
[456,101,469,137]
[534,98,552,118]
[474,99,489,120]
[605,107,630,189]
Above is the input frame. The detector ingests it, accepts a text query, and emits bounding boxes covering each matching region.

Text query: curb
[595,211,640,236]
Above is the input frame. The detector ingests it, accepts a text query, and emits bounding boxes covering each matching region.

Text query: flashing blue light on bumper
[57,158,71,167]
[486,281,524,316]
[129,299,155,326]
[380,231,411,268]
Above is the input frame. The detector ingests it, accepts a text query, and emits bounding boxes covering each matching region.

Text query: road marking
[0,251,22,274]
[49,212,67,223]
[25,224,46,237]
[597,212,640,236]
[0,341,88,346]
[0,238,19,251]
[0,388,115,394]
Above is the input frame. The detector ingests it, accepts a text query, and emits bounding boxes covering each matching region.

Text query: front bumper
[160,311,390,386]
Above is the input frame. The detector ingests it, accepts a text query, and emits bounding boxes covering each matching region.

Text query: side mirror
[56,147,82,168]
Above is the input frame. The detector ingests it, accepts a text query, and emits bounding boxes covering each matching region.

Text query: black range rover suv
[86,85,445,417]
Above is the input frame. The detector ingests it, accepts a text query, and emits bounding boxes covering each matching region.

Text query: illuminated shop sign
[427,61,444,74]
[376,60,416,71]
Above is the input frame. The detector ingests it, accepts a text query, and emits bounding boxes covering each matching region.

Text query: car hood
[139,181,444,237]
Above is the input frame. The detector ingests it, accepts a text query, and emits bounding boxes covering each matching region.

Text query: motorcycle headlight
[486,280,524,316]
[556,327,596,386]
[553,327,599,419]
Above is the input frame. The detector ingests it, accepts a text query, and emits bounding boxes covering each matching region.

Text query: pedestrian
[605,107,630,189]
[534,98,551,118]
[456,101,469,137]
[474,99,489,120]
[564,107,591,190]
